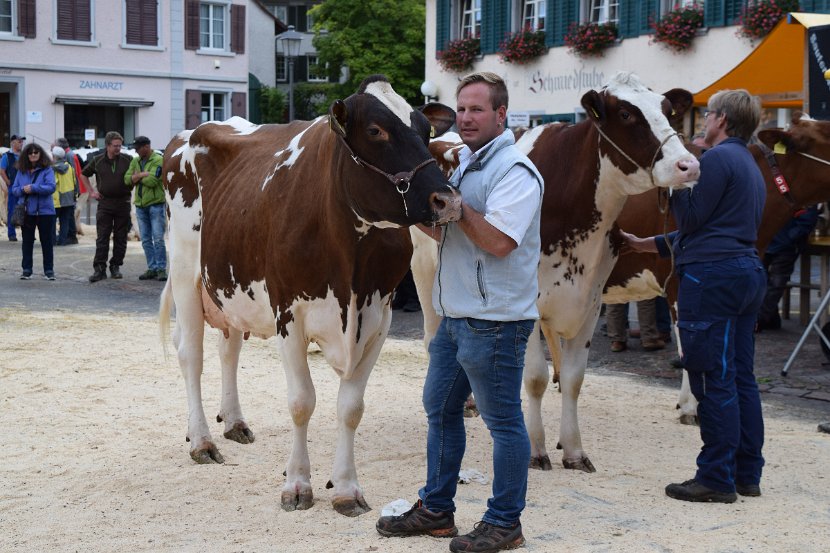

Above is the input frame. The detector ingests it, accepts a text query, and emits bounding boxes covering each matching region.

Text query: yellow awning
[693,13,830,108]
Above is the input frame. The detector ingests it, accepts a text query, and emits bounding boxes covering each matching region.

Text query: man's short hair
[105,131,124,146]
[55,137,70,149]
[456,71,509,111]
[708,90,761,142]
[133,136,151,148]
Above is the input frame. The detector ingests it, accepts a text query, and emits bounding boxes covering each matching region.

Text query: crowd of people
[3,80,830,552]
[1,131,167,283]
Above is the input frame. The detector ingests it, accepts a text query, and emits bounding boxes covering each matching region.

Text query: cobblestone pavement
[2,232,828,424]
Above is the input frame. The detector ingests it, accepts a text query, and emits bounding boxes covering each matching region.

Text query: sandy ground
[1,308,829,553]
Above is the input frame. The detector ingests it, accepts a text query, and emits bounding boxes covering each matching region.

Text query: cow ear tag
[774,141,788,154]
[590,107,599,119]
[430,126,436,139]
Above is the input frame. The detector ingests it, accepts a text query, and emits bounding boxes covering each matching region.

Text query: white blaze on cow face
[604,72,699,193]
[363,81,414,127]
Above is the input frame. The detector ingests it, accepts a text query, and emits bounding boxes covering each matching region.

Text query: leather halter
[335,133,436,217]
[757,142,805,217]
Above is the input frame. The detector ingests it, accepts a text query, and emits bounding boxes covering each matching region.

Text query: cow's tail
[159,278,173,362]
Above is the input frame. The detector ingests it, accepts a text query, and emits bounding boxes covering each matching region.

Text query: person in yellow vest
[51,146,77,246]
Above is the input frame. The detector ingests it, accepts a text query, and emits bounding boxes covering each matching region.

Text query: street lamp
[420,80,439,104]
[277,25,303,121]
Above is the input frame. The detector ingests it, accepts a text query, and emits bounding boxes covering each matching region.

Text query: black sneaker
[449,521,525,552]
[89,269,107,283]
[20,272,32,280]
[110,266,123,279]
[376,499,457,538]
[44,272,56,281]
[736,483,761,497]
[139,269,157,280]
[819,421,830,434]
[9,236,17,242]
[665,479,737,503]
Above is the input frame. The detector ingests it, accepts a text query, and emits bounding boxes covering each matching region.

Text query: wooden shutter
[230,4,245,54]
[639,0,656,35]
[185,89,202,129]
[231,92,246,118]
[481,0,510,54]
[549,0,579,47]
[704,0,725,28]
[725,0,744,25]
[126,0,159,46]
[18,0,36,38]
[56,0,91,42]
[619,0,655,38]
[436,0,451,56]
[185,0,200,50]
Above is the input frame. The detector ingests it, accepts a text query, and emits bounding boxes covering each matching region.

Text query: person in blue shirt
[623,89,766,503]
[756,205,820,331]
[1,134,26,241]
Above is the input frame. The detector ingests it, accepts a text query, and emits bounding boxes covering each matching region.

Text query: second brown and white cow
[159,76,460,516]
[413,72,700,471]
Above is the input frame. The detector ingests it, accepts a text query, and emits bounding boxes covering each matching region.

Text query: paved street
[1,229,828,424]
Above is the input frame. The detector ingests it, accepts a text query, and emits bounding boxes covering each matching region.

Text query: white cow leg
[558,323,598,473]
[523,322,552,470]
[172,279,218,463]
[677,370,699,425]
[217,328,254,444]
[280,336,316,512]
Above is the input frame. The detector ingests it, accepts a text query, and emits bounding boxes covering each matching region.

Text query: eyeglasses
[28,151,40,156]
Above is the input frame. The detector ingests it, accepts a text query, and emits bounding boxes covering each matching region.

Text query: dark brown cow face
[328,75,461,228]
[581,72,699,193]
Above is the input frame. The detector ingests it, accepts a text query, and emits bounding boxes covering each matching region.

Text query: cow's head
[328,75,461,228]
[582,72,700,195]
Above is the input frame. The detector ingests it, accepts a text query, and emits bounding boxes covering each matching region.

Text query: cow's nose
[677,157,700,175]
[430,189,462,223]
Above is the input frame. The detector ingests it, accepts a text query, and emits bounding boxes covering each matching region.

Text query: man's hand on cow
[619,230,658,254]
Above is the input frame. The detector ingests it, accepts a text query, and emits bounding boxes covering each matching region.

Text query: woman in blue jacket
[12,143,56,280]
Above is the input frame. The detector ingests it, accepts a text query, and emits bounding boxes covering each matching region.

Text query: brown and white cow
[159,76,460,516]
[605,112,830,423]
[413,72,700,471]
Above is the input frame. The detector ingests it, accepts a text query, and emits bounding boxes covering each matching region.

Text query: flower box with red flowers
[438,37,481,73]
[738,0,800,41]
[563,22,618,57]
[498,28,547,64]
[651,4,704,52]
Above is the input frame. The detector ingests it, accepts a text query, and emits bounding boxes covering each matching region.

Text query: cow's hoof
[529,455,553,471]
[332,496,371,517]
[562,456,596,473]
[281,489,314,512]
[679,414,699,426]
[223,422,255,444]
[463,396,479,418]
[190,443,225,464]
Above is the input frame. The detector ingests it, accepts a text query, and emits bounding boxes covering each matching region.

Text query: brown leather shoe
[610,341,627,352]
[642,339,667,351]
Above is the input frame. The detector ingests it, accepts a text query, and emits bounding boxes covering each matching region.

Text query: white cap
[52,146,66,159]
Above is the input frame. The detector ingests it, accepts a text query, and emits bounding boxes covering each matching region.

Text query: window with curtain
[522,0,546,30]
[201,92,226,123]
[587,0,619,24]
[460,0,481,38]
[0,0,13,34]
[199,1,226,49]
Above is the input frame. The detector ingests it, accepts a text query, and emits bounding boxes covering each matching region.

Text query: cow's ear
[581,90,605,122]
[758,128,793,151]
[421,103,456,137]
[663,88,694,117]
[329,100,347,137]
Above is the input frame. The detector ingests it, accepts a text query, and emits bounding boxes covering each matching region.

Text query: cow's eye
[620,110,631,121]
[367,126,388,140]
[368,127,380,136]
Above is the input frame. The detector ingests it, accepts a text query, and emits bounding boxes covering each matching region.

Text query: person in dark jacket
[623,89,767,503]
[81,131,133,282]
[1,134,25,241]
[11,142,56,280]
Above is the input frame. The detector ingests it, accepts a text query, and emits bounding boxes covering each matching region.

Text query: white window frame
[660,0,699,16]
[51,0,97,47]
[307,55,327,83]
[518,0,545,31]
[276,55,287,82]
[200,91,227,123]
[459,0,481,39]
[121,0,163,51]
[0,0,16,37]
[586,0,619,25]
[199,0,230,52]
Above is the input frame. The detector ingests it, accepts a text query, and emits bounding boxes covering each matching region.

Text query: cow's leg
[280,336,316,512]
[524,322,552,470]
[217,328,254,443]
[171,277,221,464]
[677,371,699,425]
[327,334,384,517]
[557,319,599,473]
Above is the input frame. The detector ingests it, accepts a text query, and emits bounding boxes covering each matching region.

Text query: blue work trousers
[7,192,18,239]
[419,316,533,527]
[676,255,766,493]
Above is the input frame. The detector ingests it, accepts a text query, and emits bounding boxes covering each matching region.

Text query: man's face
[11,138,23,153]
[456,82,507,152]
[703,107,726,148]
[106,139,123,158]
[137,144,151,158]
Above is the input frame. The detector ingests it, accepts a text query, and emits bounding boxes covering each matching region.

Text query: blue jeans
[419,317,533,527]
[676,256,766,493]
[135,203,167,271]
[7,192,18,239]
[21,213,55,275]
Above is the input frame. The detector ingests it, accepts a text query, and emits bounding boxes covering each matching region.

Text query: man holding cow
[624,89,767,504]
[376,72,543,552]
